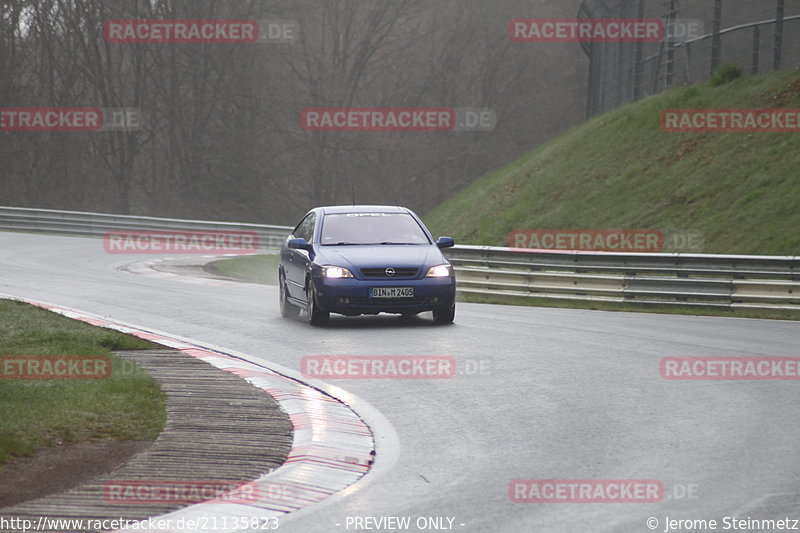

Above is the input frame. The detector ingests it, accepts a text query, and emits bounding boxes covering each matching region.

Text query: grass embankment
[424,70,800,255]
[0,300,165,464]
[423,70,800,319]
[204,254,280,285]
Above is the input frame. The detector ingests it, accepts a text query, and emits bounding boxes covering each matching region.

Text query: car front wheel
[279,273,300,318]
[306,280,330,326]
[432,302,455,325]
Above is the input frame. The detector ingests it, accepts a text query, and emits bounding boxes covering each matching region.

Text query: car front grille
[360,267,420,279]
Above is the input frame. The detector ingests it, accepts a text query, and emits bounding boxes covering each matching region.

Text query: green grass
[205,254,280,285]
[424,70,800,256]
[0,300,165,464]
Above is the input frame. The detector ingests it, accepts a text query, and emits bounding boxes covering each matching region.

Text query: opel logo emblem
[385,267,396,277]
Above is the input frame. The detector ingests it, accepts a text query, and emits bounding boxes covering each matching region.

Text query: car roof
[319,205,410,215]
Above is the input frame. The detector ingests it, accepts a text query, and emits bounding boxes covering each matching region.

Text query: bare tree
[1,0,588,222]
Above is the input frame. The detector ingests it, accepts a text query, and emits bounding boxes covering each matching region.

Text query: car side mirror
[288,238,313,252]
[436,237,455,249]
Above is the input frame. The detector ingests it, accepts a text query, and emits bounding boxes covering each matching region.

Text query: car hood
[315,245,445,272]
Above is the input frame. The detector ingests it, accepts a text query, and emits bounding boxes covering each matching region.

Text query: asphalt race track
[2,232,799,533]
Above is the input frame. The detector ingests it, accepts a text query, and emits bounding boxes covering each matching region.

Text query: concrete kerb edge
[0,293,398,532]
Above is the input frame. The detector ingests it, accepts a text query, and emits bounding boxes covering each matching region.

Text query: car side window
[293,213,316,243]
[291,217,305,239]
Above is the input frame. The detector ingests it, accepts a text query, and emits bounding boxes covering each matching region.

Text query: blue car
[279,205,456,325]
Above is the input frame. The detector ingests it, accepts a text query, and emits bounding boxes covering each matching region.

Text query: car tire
[432,303,455,325]
[306,280,330,326]
[279,273,300,319]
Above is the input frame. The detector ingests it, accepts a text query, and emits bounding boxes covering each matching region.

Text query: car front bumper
[312,276,456,315]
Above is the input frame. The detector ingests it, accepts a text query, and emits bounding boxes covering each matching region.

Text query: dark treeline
[0,0,588,223]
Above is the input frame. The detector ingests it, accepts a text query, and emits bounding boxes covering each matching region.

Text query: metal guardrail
[1,206,798,311]
[0,206,292,250]
[445,246,800,311]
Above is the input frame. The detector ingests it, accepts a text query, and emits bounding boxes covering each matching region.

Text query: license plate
[370,287,414,298]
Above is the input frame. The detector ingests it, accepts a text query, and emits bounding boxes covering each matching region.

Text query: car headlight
[322,266,354,279]
[426,264,453,278]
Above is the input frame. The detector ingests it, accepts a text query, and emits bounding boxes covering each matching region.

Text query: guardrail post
[774,0,785,71]
[633,0,646,100]
[752,25,761,75]
[666,0,677,88]
[710,0,723,75]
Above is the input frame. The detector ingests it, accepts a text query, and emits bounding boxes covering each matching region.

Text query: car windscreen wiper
[377,242,421,245]
[322,242,363,246]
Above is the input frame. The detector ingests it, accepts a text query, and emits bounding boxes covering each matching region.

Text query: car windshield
[320,213,431,246]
